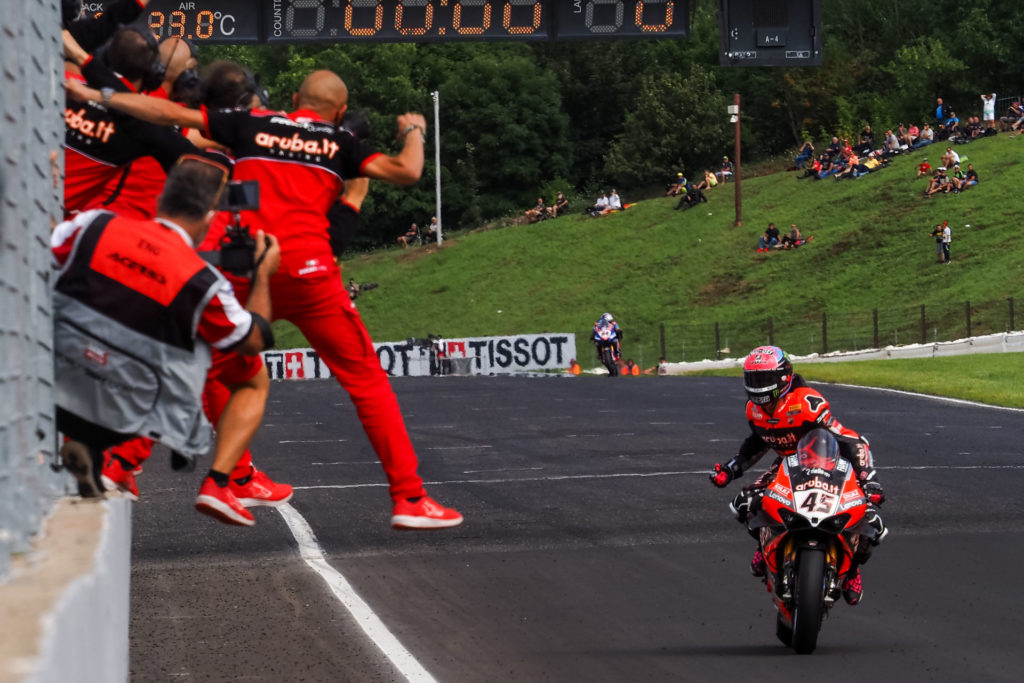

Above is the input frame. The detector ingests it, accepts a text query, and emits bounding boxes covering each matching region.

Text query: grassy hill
[277,134,1024,369]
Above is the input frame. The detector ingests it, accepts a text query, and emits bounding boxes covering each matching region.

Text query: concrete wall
[0,0,66,577]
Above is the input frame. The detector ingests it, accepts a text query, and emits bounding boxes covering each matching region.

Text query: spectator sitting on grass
[926,167,952,196]
[1000,101,1023,131]
[794,139,814,169]
[424,216,439,244]
[397,222,419,248]
[945,111,960,136]
[716,156,733,183]
[586,191,609,217]
[916,158,932,178]
[757,222,781,252]
[884,129,900,155]
[950,164,966,192]
[698,169,718,190]
[903,123,920,148]
[666,172,686,196]
[857,126,874,155]
[548,192,569,218]
[797,156,822,179]
[833,153,859,181]
[940,146,960,169]
[525,197,547,223]
[964,163,979,187]
[604,189,623,213]
[913,123,935,148]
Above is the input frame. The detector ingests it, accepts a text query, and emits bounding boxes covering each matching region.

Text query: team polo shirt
[64,61,196,215]
[203,107,381,269]
[83,87,177,220]
[51,210,253,351]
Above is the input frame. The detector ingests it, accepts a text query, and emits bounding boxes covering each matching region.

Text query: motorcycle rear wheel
[791,549,826,654]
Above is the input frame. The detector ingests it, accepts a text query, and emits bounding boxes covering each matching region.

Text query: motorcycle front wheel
[790,548,826,654]
[600,346,619,376]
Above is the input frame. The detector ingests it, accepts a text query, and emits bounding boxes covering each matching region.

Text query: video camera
[199,180,266,276]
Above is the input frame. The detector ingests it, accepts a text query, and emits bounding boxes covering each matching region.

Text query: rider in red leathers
[709,346,887,605]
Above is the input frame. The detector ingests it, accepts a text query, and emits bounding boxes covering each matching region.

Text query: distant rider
[708,346,887,605]
[592,312,623,360]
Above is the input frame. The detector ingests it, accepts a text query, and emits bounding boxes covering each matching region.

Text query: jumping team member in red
[69,69,463,529]
[709,346,887,604]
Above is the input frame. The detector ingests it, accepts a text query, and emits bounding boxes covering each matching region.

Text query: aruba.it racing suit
[714,375,887,564]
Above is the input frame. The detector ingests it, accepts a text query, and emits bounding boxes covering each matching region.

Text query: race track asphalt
[128,375,1024,682]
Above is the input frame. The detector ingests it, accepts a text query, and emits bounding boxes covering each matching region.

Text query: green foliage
[696,354,1024,409]
[883,39,970,122]
[604,65,730,187]
[199,4,1024,249]
[270,133,1024,372]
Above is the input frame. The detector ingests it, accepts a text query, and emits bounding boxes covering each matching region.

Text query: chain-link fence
[0,0,65,577]
[621,294,1024,369]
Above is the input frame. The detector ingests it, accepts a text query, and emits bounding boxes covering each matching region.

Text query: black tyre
[776,614,793,647]
[791,549,826,654]
[600,346,618,376]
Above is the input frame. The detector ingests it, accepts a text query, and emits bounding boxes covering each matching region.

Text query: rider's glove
[710,460,740,488]
[863,480,885,506]
[730,488,760,522]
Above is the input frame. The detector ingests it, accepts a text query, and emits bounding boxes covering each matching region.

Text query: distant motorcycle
[744,428,878,654]
[592,319,620,376]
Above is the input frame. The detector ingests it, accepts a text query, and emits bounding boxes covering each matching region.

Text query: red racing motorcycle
[746,428,873,654]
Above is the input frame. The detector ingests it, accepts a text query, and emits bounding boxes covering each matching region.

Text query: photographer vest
[54,211,224,457]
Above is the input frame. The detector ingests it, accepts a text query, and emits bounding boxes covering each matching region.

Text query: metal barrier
[0,0,65,577]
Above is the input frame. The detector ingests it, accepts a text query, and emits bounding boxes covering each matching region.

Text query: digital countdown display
[131,0,689,44]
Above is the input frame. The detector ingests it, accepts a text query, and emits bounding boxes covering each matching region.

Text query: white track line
[812,381,1024,413]
[280,439,347,444]
[291,463,1024,491]
[276,503,437,683]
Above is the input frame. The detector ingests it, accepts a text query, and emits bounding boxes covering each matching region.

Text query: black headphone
[95,23,166,93]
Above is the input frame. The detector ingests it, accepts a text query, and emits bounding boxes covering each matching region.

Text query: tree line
[203,0,1024,249]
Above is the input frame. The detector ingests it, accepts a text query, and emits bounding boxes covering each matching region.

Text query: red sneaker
[230,468,293,508]
[101,457,140,501]
[391,495,463,530]
[195,478,255,527]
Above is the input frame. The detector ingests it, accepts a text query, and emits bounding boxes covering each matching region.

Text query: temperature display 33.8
[146,0,260,43]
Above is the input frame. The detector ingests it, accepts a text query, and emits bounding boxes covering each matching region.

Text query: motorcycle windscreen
[784,429,851,522]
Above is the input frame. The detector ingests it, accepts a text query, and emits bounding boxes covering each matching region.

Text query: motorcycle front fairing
[752,436,868,599]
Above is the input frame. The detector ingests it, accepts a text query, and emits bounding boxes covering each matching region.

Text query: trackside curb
[0,497,131,683]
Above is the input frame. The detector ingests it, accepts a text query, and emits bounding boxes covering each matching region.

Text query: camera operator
[52,156,282,526]
[67,70,464,529]
[101,61,296,507]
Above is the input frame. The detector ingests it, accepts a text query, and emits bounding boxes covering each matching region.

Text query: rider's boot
[842,568,864,605]
[750,547,766,578]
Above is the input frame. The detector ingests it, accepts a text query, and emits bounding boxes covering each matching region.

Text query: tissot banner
[263,333,577,379]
